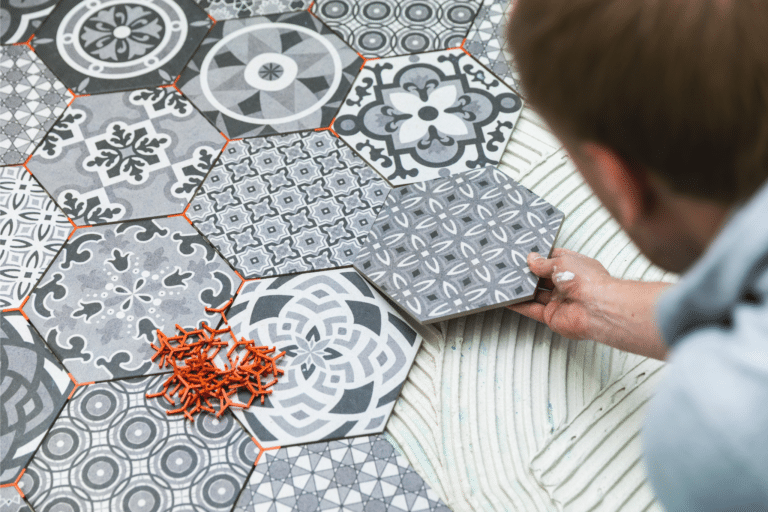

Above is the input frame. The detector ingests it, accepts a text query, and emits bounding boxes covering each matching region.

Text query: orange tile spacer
[22,154,34,175]
[13,34,35,52]
[66,88,90,107]
[67,373,94,399]
[357,52,380,70]
[307,1,315,11]
[315,117,339,138]
[447,38,471,56]
[220,131,243,152]
[0,469,27,498]
[251,437,280,466]
[207,13,216,26]
[2,296,30,321]
[67,218,92,239]
[205,297,233,323]
[168,203,193,225]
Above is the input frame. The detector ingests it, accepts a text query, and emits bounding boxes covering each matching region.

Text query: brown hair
[508,0,768,204]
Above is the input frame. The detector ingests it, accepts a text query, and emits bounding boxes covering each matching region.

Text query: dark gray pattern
[464,0,520,90]
[354,167,564,323]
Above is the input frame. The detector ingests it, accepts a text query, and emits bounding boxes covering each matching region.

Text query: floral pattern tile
[32,0,212,95]
[354,167,564,323]
[334,49,523,186]
[0,45,70,166]
[1,312,73,485]
[0,0,57,44]
[28,87,225,226]
[23,217,239,383]
[194,0,311,19]
[0,166,71,310]
[312,0,478,58]
[24,375,256,512]
[235,435,450,511]
[188,131,391,279]
[464,0,520,90]
[222,268,434,448]
[178,11,362,140]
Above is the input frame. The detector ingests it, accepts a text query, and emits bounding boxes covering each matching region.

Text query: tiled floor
[0,0,549,509]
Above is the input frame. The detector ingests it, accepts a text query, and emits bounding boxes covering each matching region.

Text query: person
[505,1,768,510]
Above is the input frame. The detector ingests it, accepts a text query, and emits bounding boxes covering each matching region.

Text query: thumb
[527,252,557,278]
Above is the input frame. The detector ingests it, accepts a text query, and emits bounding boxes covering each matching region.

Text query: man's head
[508,0,768,272]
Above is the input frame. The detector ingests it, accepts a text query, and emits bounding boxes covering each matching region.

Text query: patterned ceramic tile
[24,375,256,512]
[312,0,478,58]
[28,87,225,226]
[0,485,30,512]
[235,435,450,511]
[222,268,433,448]
[23,217,239,383]
[0,0,57,44]
[0,45,70,166]
[32,0,212,95]
[178,12,362,140]
[334,49,523,186]
[354,167,564,324]
[195,0,311,19]
[188,131,391,279]
[0,167,71,310]
[464,0,519,90]
[0,312,73,485]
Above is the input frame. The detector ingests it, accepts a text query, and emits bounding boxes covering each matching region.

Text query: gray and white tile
[194,0,311,19]
[334,49,523,186]
[354,167,564,323]
[29,87,224,225]
[464,0,520,90]
[188,131,391,279]
[0,0,57,44]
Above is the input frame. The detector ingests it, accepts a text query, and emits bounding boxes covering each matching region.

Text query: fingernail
[530,252,543,261]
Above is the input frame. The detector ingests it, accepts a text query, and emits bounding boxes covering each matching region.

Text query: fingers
[527,252,558,278]
[533,288,553,305]
[507,301,546,323]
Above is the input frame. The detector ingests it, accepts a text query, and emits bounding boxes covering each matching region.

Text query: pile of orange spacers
[146,300,285,422]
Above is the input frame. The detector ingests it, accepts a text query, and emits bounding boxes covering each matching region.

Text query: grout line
[67,373,94,400]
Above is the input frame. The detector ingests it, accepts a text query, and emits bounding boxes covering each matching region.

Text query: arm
[508,248,671,360]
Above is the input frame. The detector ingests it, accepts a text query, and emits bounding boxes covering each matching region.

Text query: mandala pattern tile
[178,12,362,140]
[464,0,520,90]
[195,0,311,19]
[354,167,564,324]
[32,0,212,95]
[0,45,69,166]
[0,485,30,512]
[24,375,256,512]
[223,269,432,448]
[334,49,523,186]
[235,435,450,511]
[29,87,225,226]
[0,0,57,44]
[23,217,239,383]
[188,131,391,279]
[0,167,71,310]
[312,0,478,58]
[0,312,74,485]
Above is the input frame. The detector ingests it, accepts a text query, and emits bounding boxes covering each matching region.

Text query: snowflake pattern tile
[464,0,520,90]
[223,269,430,448]
[312,0,478,58]
[23,217,240,383]
[0,45,69,166]
[354,167,564,324]
[0,167,71,310]
[24,375,256,512]
[178,12,362,139]
[235,435,450,511]
[0,0,57,44]
[28,87,225,226]
[334,49,523,186]
[188,131,391,279]
[0,312,73,485]
[32,0,212,95]
[195,0,311,19]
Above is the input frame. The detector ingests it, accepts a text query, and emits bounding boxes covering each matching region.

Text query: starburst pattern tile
[194,0,311,19]
[354,167,564,323]
[464,0,520,90]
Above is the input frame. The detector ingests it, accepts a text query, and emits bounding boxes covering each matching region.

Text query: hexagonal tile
[235,435,450,511]
[188,131,391,278]
[464,0,520,90]
[28,87,225,226]
[194,0,311,19]
[0,312,74,485]
[312,0,478,58]
[0,167,71,309]
[32,0,212,95]
[178,12,362,140]
[0,45,70,166]
[0,0,57,44]
[0,484,30,512]
[353,167,564,324]
[24,375,256,511]
[222,268,439,448]
[333,49,523,186]
[23,217,239,383]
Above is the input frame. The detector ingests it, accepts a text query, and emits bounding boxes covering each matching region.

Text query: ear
[580,143,651,227]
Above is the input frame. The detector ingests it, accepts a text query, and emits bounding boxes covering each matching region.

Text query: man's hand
[508,249,672,360]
